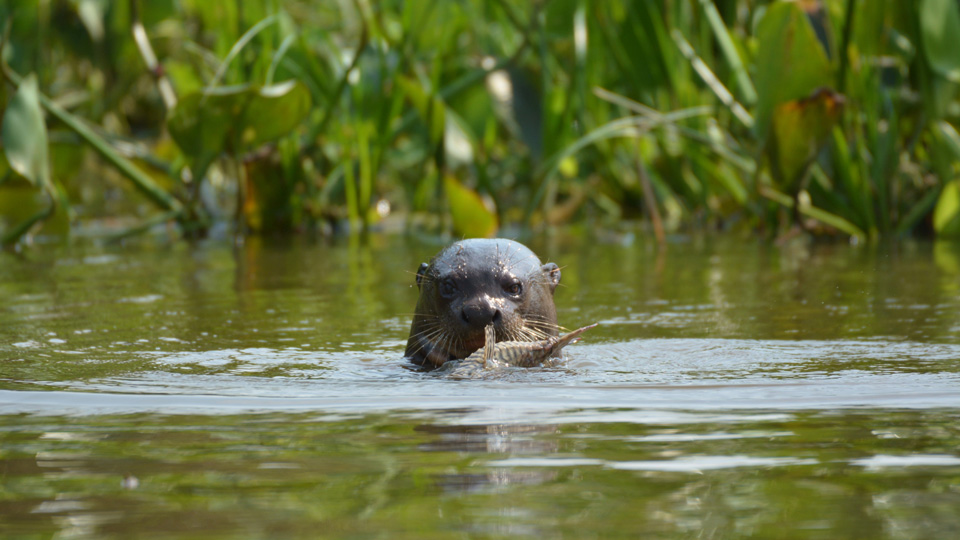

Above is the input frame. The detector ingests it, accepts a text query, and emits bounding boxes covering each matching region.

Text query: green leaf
[207,14,279,90]
[444,175,497,238]
[0,72,7,179]
[934,180,960,237]
[698,0,756,105]
[933,241,960,273]
[164,60,205,97]
[754,2,833,142]
[897,187,940,236]
[829,128,875,234]
[2,74,51,188]
[769,88,845,193]
[919,0,960,82]
[240,81,312,149]
[0,60,7,126]
[76,0,108,42]
[759,183,867,239]
[0,179,48,226]
[168,81,311,176]
[4,67,182,214]
[447,84,494,148]
[800,203,867,240]
[397,75,446,145]
[0,178,58,246]
[167,87,239,179]
[936,120,960,160]
[853,0,889,58]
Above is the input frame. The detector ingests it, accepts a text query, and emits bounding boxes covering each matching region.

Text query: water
[2,235,960,539]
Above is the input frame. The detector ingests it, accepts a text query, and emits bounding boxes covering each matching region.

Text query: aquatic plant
[1,0,958,245]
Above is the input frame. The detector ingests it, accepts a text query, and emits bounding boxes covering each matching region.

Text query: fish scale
[444,323,598,378]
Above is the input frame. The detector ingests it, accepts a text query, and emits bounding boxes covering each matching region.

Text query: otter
[405,239,562,368]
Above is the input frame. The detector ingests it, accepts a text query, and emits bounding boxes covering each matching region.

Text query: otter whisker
[509,326,538,343]
[405,238,565,369]
[424,333,443,360]
[407,312,442,319]
[526,322,566,333]
[429,331,457,365]
[505,251,540,273]
[522,313,555,323]
[521,327,547,341]
[416,273,437,283]
[413,326,445,343]
[524,318,567,333]
[440,333,457,361]
[507,242,526,264]
[407,320,444,337]
[523,316,557,325]
[511,328,532,342]
[406,330,442,359]
[406,324,449,357]
[406,339,430,360]
[520,325,551,340]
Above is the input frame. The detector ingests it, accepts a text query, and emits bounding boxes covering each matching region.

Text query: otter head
[405,238,562,368]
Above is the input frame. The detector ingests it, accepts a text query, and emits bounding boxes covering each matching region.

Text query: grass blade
[672,29,754,129]
[3,67,183,215]
[207,14,279,91]
[697,0,757,105]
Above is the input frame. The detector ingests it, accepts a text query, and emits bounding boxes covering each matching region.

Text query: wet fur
[405,239,562,368]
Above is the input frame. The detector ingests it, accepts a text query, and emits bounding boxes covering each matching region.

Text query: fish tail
[554,322,599,348]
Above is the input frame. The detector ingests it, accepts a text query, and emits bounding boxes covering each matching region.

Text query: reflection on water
[2,409,959,539]
[1,235,960,538]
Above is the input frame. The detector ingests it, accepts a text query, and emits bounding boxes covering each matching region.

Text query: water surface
[2,235,960,538]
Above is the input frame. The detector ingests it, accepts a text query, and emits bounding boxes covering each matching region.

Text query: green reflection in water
[1,234,960,538]
[1,410,959,539]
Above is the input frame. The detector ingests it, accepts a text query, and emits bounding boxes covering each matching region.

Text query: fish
[443,322,598,378]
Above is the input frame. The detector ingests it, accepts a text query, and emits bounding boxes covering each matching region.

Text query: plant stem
[130,0,177,109]
[636,153,665,245]
[1,65,184,215]
[1,185,56,247]
[837,0,856,94]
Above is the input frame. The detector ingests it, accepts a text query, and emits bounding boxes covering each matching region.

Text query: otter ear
[415,262,429,289]
[541,262,561,292]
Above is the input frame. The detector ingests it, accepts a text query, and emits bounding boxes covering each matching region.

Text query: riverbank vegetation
[2,0,959,246]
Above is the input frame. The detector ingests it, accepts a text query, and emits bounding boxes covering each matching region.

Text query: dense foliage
[1,0,959,245]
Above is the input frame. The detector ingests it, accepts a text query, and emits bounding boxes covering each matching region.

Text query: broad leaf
[931,124,960,238]
[0,64,6,126]
[769,88,845,193]
[933,241,960,274]
[240,81,312,149]
[937,121,960,161]
[444,175,497,238]
[76,0,108,42]
[2,74,51,188]
[934,180,960,237]
[167,81,311,178]
[754,2,833,142]
[919,0,960,82]
[167,86,239,180]
[397,75,446,145]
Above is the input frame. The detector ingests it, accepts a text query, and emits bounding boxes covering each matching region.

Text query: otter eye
[440,279,458,298]
[504,281,522,296]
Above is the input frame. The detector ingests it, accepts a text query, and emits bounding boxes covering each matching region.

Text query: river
[2,234,959,538]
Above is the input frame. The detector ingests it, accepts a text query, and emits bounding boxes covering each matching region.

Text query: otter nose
[461,298,501,328]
